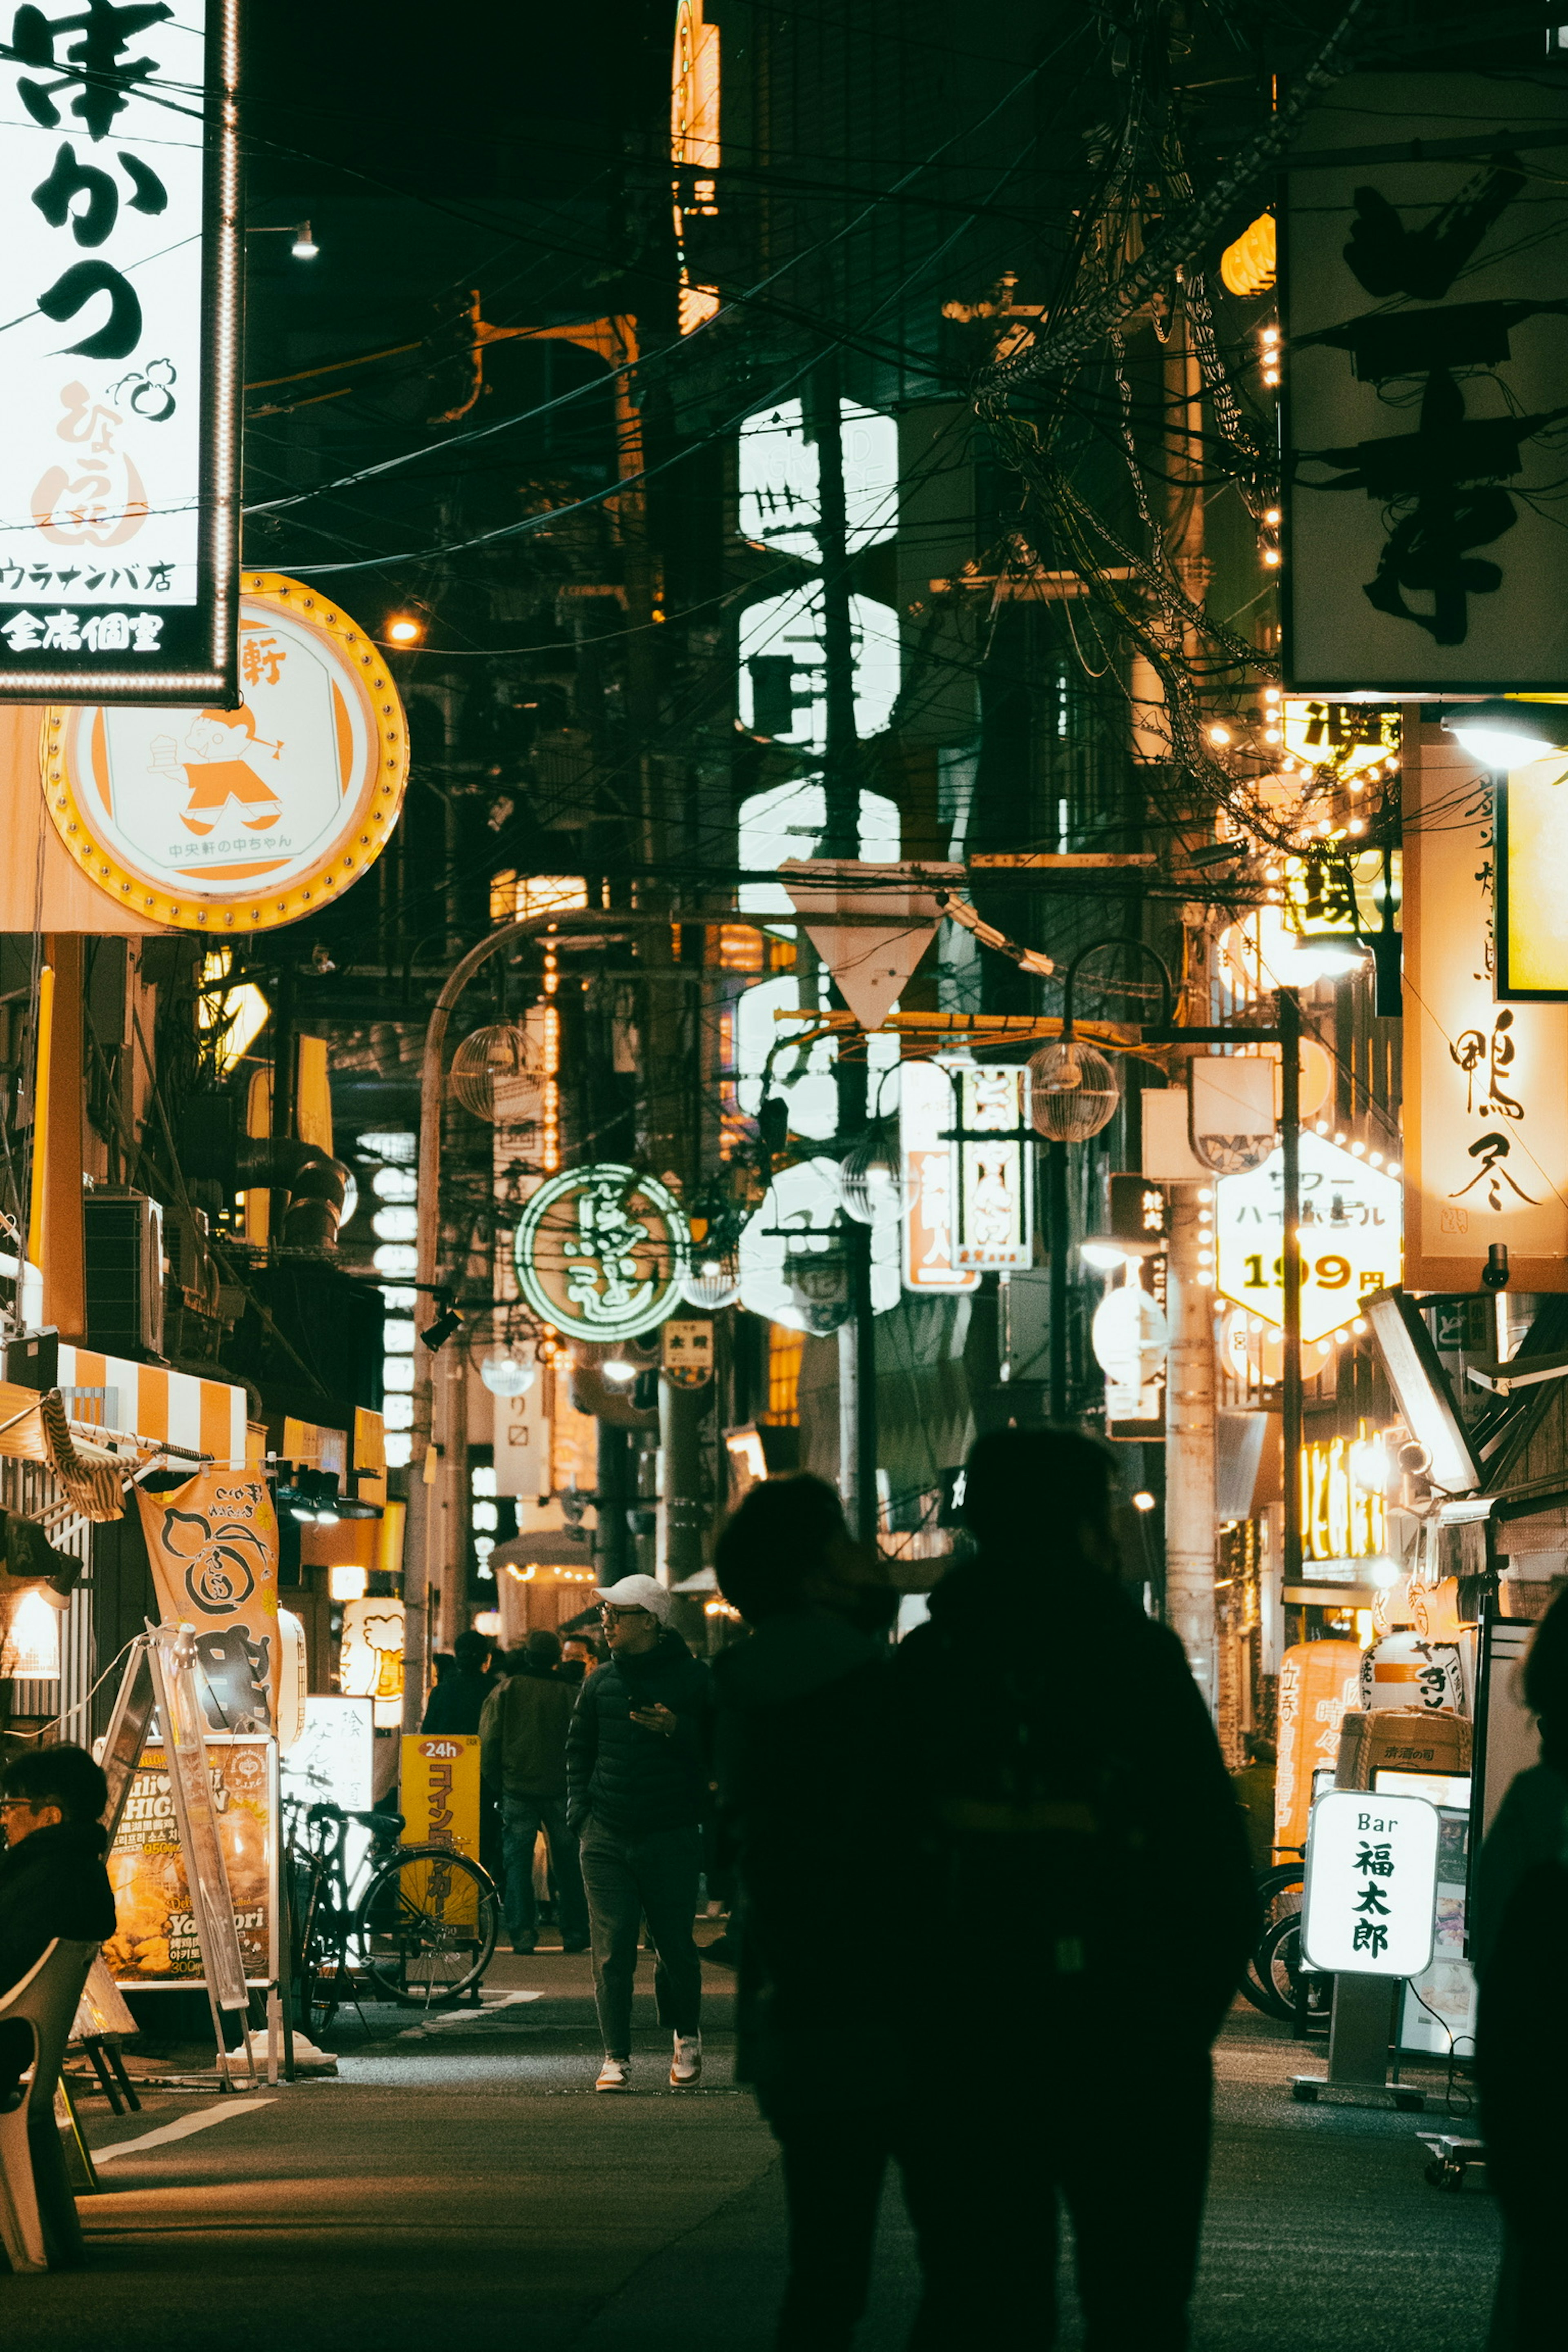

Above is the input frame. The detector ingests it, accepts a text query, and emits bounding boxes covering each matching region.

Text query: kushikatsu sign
[40,572,411,931]
[0,0,241,702]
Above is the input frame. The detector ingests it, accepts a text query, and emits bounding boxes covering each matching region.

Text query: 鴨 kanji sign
[1301,1787,1439,1978]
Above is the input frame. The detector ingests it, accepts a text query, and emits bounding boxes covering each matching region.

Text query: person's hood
[714,1606,887,1708]
[0,1817,109,1865]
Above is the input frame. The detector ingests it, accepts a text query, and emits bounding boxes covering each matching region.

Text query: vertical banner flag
[1273,1639,1362,1866]
[0,0,241,702]
[136,1470,282,1728]
[1403,723,1568,1290]
[1283,76,1568,691]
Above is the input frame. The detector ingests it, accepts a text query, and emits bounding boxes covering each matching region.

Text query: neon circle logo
[514,1164,689,1342]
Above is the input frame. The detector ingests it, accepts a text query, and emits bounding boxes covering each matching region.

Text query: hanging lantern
[1027,1038,1120,1142]
[449,1023,537,1122]
[839,1122,904,1225]
[478,1345,538,1399]
[680,1248,743,1312]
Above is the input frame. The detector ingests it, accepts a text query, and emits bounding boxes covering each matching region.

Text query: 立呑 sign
[1215,1131,1401,1345]
[1274,1639,1362,1865]
[400,1733,481,1930]
[41,572,410,930]
[1301,1788,1439,1978]
[106,1733,276,1987]
[514,1163,689,1342]
[0,0,239,702]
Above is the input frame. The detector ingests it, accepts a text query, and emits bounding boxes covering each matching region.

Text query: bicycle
[1237,1851,1329,2024]
[284,1797,500,2033]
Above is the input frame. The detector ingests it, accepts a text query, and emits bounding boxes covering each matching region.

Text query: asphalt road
[2,1948,1499,2348]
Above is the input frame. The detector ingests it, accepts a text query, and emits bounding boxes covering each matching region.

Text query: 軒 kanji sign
[1301,1788,1439,1978]
[0,0,240,701]
[1215,1130,1401,1345]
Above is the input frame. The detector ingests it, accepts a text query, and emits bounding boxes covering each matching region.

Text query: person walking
[1473,1588,1568,2348]
[891,1428,1256,2350]
[479,1628,589,1956]
[566,1573,712,2091]
[712,1474,906,2352]
[421,1627,494,1734]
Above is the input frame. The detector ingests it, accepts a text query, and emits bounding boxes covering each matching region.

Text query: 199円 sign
[1215,1130,1401,1346]
[0,0,240,701]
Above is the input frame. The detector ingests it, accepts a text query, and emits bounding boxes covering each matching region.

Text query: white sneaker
[596,2056,630,2093]
[670,2032,702,2088]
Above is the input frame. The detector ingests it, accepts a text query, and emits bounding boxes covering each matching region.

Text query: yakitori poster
[105,1734,276,1987]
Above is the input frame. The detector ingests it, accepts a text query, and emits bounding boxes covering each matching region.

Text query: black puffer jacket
[566,1629,713,1836]
[0,1819,117,1992]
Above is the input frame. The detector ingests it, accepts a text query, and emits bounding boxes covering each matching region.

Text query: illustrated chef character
[147,705,285,835]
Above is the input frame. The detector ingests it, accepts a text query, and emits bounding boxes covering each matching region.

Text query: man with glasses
[566,1575,713,2091]
[0,1745,116,2106]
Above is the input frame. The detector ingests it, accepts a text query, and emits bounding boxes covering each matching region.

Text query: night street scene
[2,1,1567,2345]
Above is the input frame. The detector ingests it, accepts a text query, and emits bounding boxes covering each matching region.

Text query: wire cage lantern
[461,1305,544,1397]
[680,1246,742,1312]
[449,1023,536,1123]
[1027,1038,1120,1142]
[839,1120,905,1225]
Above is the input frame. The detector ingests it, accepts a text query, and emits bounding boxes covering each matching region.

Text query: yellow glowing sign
[1219,212,1276,297]
[1301,1430,1388,1563]
[1280,699,1399,783]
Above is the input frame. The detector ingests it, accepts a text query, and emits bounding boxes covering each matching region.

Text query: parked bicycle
[1237,1851,1330,2025]
[284,1797,500,2032]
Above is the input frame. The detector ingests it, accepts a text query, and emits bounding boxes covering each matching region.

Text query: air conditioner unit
[83,1188,165,1359]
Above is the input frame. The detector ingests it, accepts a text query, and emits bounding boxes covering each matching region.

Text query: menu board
[105,1734,277,1989]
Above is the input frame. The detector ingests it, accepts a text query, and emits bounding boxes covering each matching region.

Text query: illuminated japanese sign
[1301,1788,1439,1979]
[514,1164,689,1343]
[1300,1431,1387,1564]
[898,1058,977,1296]
[41,572,410,931]
[1498,739,1568,999]
[953,1064,1033,1271]
[1215,1131,1400,1346]
[0,0,239,702]
[737,397,898,556]
[1404,722,1568,1289]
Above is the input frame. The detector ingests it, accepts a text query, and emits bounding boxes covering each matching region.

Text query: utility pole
[807,356,879,1542]
[1165,1185,1217,1712]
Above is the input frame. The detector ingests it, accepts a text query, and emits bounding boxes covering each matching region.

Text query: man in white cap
[566,1572,714,2091]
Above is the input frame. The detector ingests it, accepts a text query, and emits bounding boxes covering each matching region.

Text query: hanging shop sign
[953,1064,1033,1270]
[661,1318,713,1386]
[136,1468,281,1733]
[1215,1131,1401,1345]
[0,0,240,704]
[1301,1432,1387,1566]
[339,1593,405,1731]
[40,572,410,931]
[899,1059,978,1295]
[1404,722,1568,1288]
[737,1155,899,1332]
[106,1732,277,1988]
[1283,75,1568,691]
[1301,1787,1439,1979]
[514,1163,690,1342]
[1498,740,1568,999]
[1091,1278,1168,1426]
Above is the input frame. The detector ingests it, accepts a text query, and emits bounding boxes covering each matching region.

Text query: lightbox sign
[41,573,411,932]
[0,0,240,702]
[1301,1432,1386,1565]
[514,1163,690,1343]
[1214,1131,1401,1345]
[737,397,897,556]
[898,1058,978,1296]
[954,1065,1033,1271]
[1301,1788,1439,1979]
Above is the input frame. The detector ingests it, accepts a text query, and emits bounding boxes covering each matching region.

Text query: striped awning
[56,1346,248,1469]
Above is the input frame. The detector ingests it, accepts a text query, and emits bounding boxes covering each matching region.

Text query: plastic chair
[0,1937,99,2274]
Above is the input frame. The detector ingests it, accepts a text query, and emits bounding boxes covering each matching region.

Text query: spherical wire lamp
[449,1023,535,1123]
[1027,1037,1120,1142]
[839,1121,905,1225]
[680,1247,743,1312]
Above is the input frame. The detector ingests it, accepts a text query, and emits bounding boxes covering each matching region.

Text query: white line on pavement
[93,2098,278,2165]
[397,1990,543,2038]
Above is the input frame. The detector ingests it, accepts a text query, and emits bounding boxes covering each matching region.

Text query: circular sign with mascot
[40,571,410,931]
[514,1164,690,1342]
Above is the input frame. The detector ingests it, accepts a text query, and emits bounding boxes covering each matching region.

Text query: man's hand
[629,1703,679,1738]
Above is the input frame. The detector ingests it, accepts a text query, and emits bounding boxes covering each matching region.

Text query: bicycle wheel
[1254,1909,1331,2025]
[356,1844,499,2007]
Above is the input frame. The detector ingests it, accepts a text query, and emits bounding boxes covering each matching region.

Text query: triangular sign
[780,860,962,1031]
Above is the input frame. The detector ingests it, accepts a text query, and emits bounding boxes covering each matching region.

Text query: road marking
[93,2098,278,2165]
[397,1990,543,2038]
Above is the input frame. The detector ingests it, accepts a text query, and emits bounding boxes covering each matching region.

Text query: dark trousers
[501,1791,588,1948]
[578,1819,702,2058]
[767,2049,1212,2351]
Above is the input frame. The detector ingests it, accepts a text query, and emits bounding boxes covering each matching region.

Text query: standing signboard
[400,1732,482,1931]
[0,0,240,702]
[1274,1639,1362,1864]
[1301,1788,1439,1979]
[106,1732,278,1988]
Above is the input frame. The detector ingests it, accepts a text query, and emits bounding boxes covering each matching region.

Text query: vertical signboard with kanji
[1301,1788,1439,1978]
[953,1065,1033,1271]
[1403,723,1568,1289]
[400,1733,481,1930]
[898,1059,978,1296]
[0,0,240,702]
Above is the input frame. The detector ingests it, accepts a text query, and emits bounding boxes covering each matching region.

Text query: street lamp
[1441,699,1568,769]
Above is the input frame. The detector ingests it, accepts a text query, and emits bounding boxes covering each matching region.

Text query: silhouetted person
[1474,1588,1568,2347]
[892,1430,1256,2350]
[480,1627,588,1955]
[713,1474,903,2351]
[421,1628,494,1734]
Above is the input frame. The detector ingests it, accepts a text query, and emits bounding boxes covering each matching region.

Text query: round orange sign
[40,572,410,932]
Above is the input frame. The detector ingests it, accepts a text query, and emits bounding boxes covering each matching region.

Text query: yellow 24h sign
[400,1733,481,1928]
